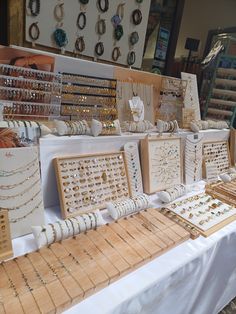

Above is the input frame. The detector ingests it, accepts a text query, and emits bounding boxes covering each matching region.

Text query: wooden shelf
[215,78,236,87]
[210,98,236,107]
[212,88,236,98]
[217,68,236,76]
[207,108,233,116]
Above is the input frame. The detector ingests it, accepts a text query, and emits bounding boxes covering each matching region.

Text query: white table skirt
[12,181,236,314]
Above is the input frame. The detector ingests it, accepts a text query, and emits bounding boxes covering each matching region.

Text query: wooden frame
[141,135,183,194]
[230,128,236,166]
[54,151,131,219]
[206,180,236,206]
[0,210,13,261]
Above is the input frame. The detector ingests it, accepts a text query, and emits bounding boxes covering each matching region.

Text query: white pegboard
[25,0,151,68]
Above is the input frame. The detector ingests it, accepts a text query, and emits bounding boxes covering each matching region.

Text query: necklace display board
[0,209,13,261]
[25,0,151,68]
[61,72,118,120]
[0,64,62,120]
[181,72,201,121]
[54,152,131,219]
[185,133,203,185]
[206,180,236,207]
[164,193,236,237]
[116,81,154,123]
[141,136,183,194]
[0,208,190,314]
[203,141,231,176]
[156,77,187,124]
[0,146,45,238]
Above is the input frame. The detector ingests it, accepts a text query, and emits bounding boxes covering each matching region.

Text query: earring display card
[206,180,236,207]
[0,146,45,238]
[181,72,201,120]
[166,193,236,237]
[185,133,203,185]
[203,141,231,175]
[54,152,131,218]
[181,108,195,129]
[0,210,13,261]
[0,208,190,313]
[141,136,182,193]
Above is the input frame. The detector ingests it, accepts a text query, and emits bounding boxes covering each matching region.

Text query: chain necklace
[0,168,38,190]
[10,200,43,223]
[1,189,41,211]
[0,157,38,177]
[0,178,40,200]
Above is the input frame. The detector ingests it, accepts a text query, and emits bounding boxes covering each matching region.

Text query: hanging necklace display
[0,147,44,238]
[185,133,203,184]
[129,89,144,121]
[0,209,13,261]
[141,135,183,193]
[124,142,143,195]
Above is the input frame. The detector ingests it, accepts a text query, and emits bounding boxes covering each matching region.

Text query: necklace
[10,200,43,223]
[0,157,38,177]
[2,189,41,211]
[0,168,38,190]
[0,178,40,200]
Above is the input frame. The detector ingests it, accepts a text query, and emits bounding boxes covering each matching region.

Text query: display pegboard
[25,0,151,68]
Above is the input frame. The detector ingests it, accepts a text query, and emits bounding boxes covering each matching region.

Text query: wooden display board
[164,193,236,237]
[0,208,190,314]
[206,180,236,206]
[141,135,183,194]
[0,210,13,261]
[54,152,131,218]
[230,128,236,166]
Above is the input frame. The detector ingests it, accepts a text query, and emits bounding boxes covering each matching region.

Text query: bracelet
[49,223,57,243]
[54,3,64,22]
[97,18,106,35]
[132,9,142,25]
[77,12,86,30]
[98,0,109,12]
[53,28,68,47]
[136,0,143,3]
[127,51,136,66]
[116,3,125,21]
[130,31,139,45]
[95,42,104,56]
[28,22,40,41]
[29,0,40,16]
[75,36,85,52]
[112,47,121,61]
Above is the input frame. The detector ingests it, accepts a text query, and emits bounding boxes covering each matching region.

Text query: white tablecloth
[12,182,236,314]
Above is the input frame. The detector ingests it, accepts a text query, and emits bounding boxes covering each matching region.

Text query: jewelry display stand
[181,72,201,120]
[206,180,236,206]
[164,193,236,237]
[54,152,131,218]
[185,133,203,184]
[0,146,45,238]
[203,141,231,176]
[124,142,143,195]
[0,64,62,120]
[0,209,13,261]
[156,77,187,123]
[61,73,118,121]
[0,208,189,313]
[141,135,183,193]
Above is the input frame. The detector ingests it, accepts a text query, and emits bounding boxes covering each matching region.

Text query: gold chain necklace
[0,178,40,200]
[0,157,38,177]
[9,200,43,223]
[0,168,39,190]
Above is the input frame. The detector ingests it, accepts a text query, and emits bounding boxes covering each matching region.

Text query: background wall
[175,0,236,59]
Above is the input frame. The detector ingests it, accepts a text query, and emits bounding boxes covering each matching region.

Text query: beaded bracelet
[98,0,109,12]
[29,0,40,16]
[95,42,104,56]
[75,36,85,52]
[29,22,40,41]
[127,51,136,66]
[77,12,86,30]
[132,9,142,25]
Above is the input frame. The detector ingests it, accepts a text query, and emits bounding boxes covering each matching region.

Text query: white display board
[181,72,201,120]
[25,0,151,68]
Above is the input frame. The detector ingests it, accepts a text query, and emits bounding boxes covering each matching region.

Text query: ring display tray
[0,209,13,261]
[141,135,183,194]
[54,152,131,218]
[0,209,190,314]
[206,180,236,206]
[163,193,236,237]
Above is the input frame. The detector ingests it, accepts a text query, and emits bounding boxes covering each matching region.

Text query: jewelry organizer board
[0,209,190,314]
[141,136,183,194]
[184,133,203,185]
[0,210,13,261]
[166,193,236,237]
[206,180,236,207]
[25,0,151,68]
[181,72,201,120]
[202,140,231,177]
[54,151,131,218]
[116,81,154,124]
[0,146,45,238]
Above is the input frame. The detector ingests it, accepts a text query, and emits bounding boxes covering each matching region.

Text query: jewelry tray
[54,151,131,218]
[141,135,183,193]
[0,209,190,314]
[206,180,236,206]
[165,193,236,237]
[0,210,13,261]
